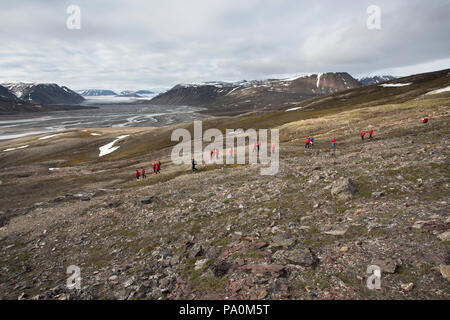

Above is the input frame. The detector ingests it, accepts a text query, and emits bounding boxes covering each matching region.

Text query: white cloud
[0,0,449,90]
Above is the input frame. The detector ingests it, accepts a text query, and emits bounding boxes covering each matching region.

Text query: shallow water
[0,104,204,140]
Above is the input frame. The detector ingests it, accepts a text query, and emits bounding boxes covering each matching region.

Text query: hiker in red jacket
[157,161,161,173]
[135,170,140,180]
[141,167,146,179]
[305,137,311,148]
[369,130,374,139]
[257,141,261,152]
[210,150,214,160]
[331,137,336,148]
[361,131,366,142]
[423,117,428,124]
[152,163,157,174]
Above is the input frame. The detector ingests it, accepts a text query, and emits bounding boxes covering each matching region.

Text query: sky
[1,0,449,91]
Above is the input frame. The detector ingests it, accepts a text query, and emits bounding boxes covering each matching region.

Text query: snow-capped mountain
[77,89,117,96]
[0,84,23,103]
[149,73,361,112]
[358,75,397,86]
[2,82,84,105]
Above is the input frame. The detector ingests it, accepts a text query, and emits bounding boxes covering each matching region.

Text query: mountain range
[77,89,118,96]
[1,82,84,105]
[0,74,398,114]
[149,72,362,115]
[358,75,397,86]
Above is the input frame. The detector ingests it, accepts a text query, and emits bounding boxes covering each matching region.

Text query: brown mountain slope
[149,72,361,115]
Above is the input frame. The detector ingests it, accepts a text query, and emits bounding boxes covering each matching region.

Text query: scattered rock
[123,277,135,288]
[324,229,347,236]
[439,264,450,281]
[52,196,66,203]
[107,200,122,208]
[213,261,232,277]
[258,289,268,299]
[437,231,450,241]
[371,191,385,198]
[140,196,154,204]
[372,259,398,274]
[412,221,427,230]
[194,259,208,270]
[269,236,295,249]
[330,178,356,200]
[189,244,204,258]
[401,282,414,292]
[108,275,118,282]
[284,247,319,268]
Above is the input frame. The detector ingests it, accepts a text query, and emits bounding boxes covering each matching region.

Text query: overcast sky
[1,0,449,91]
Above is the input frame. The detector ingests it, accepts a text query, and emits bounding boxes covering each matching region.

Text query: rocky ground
[0,99,449,300]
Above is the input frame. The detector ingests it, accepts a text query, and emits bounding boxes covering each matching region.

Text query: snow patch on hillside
[316,73,323,88]
[99,135,129,157]
[3,145,29,152]
[39,134,62,140]
[282,74,312,82]
[379,83,411,87]
[425,85,450,95]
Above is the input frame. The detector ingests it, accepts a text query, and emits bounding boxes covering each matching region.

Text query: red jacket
[369,130,373,135]
[332,138,336,143]
[152,164,156,170]
[361,131,366,136]
[136,171,140,177]
[141,169,145,174]
[306,138,311,144]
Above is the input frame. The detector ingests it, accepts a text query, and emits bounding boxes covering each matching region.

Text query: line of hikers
[304,130,374,149]
[305,136,315,148]
[209,148,220,160]
[137,117,428,178]
[208,142,277,162]
[135,161,161,180]
[360,130,374,141]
